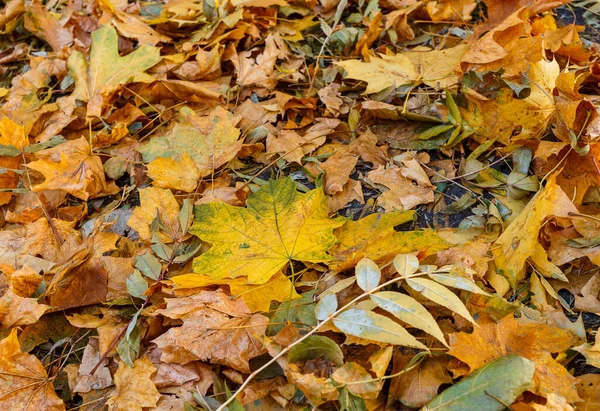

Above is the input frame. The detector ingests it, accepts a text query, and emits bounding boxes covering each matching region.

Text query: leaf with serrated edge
[333,309,427,350]
[370,291,447,347]
[406,278,475,324]
[356,257,381,292]
[189,178,344,284]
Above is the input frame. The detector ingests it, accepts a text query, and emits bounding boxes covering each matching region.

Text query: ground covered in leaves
[1,0,600,410]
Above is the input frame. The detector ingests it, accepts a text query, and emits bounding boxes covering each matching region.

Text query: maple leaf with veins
[189,178,345,284]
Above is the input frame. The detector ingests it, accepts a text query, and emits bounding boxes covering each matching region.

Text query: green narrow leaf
[288,335,344,366]
[117,324,141,367]
[333,309,428,350]
[135,253,162,281]
[355,257,381,293]
[418,124,454,140]
[126,270,148,299]
[424,355,535,411]
[427,274,490,296]
[446,91,461,124]
[370,291,447,347]
[179,198,193,236]
[406,278,475,324]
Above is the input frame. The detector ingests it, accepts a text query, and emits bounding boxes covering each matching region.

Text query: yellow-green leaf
[189,178,345,284]
[333,308,428,350]
[406,278,475,324]
[370,291,447,347]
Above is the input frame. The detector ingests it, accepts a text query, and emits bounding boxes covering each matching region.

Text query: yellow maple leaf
[127,186,181,242]
[335,44,469,94]
[27,137,118,200]
[189,178,345,284]
[106,357,160,411]
[0,329,64,410]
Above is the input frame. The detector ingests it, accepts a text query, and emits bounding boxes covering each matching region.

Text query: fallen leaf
[70,25,161,117]
[106,357,160,411]
[139,106,242,180]
[189,178,344,284]
[171,271,300,312]
[447,314,581,402]
[152,290,268,373]
[336,44,469,94]
[127,186,182,242]
[389,353,452,408]
[329,210,450,271]
[490,175,577,294]
[573,331,600,369]
[27,137,119,200]
[0,329,64,410]
[425,355,535,411]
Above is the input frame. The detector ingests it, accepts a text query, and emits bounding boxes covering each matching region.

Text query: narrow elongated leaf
[333,309,427,350]
[356,257,381,292]
[370,291,447,346]
[427,274,490,295]
[406,278,475,324]
[288,336,344,366]
[393,254,419,277]
[424,355,535,411]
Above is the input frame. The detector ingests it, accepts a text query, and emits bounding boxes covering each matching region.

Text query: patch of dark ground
[556,4,600,43]
[558,289,600,375]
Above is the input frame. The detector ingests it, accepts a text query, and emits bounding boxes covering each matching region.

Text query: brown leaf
[152,290,268,373]
[389,352,451,408]
[448,314,581,402]
[27,137,119,200]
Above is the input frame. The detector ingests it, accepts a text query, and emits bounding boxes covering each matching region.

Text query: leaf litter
[0,0,600,410]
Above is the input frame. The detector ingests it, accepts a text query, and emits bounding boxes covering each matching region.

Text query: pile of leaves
[1,0,600,409]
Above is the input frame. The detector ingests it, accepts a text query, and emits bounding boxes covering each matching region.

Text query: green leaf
[333,309,427,350]
[135,253,161,281]
[117,324,141,367]
[427,274,490,296]
[88,25,161,99]
[339,387,367,411]
[126,271,148,299]
[269,291,317,335]
[355,257,381,293]
[424,355,535,411]
[370,291,447,347]
[406,278,475,324]
[288,335,344,366]
[418,124,454,140]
